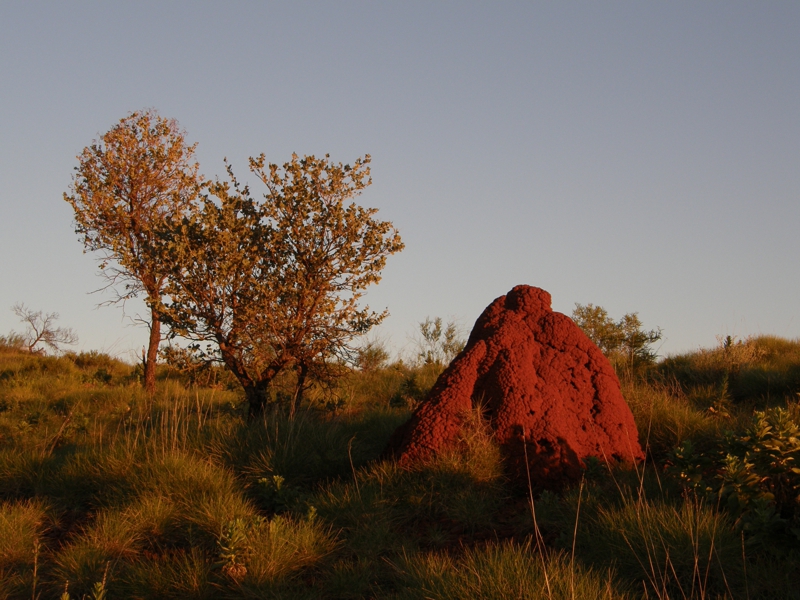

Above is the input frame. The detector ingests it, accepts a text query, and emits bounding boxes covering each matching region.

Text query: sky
[1,2,798,362]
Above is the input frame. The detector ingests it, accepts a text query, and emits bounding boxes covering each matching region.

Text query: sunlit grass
[0,341,798,598]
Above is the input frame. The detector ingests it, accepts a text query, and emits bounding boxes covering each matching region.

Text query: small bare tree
[12,303,78,354]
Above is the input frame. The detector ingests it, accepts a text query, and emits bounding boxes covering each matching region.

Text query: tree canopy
[64,109,202,393]
[572,303,662,372]
[162,153,403,417]
[415,317,465,367]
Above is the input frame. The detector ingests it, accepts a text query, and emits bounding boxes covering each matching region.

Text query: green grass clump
[396,542,623,599]
[229,514,338,595]
[315,407,506,540]
[121,547,214,599]
[588,496,740,598]
[216,407,406,490]
[0,500,50,598]
[306,409,510,597]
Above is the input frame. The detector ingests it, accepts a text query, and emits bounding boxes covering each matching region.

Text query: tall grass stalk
[523,438,553,600]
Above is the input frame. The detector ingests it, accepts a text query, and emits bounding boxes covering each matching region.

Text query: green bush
[666,407,800,547]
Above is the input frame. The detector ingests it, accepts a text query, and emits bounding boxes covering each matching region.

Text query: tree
[571,304,622,355]
[355,339,390,372]
[572,303,662,372]
[415,317,465,367]
[616,311,662,367]
[162,153,403,417]
[64,109,202,394]
[11,303,78,354]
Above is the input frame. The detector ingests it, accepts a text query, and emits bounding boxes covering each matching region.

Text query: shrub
[389,362,441,409]
[414,317,465,368]
[572,304,662,375]
[667,407,800,546]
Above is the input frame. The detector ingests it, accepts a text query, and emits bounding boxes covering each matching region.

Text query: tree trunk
[290,362,309,419]
[218,347,284,421]
[244,380,271,421]
[144,315,161,395]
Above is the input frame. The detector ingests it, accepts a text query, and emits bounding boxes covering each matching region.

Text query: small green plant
[217,518,250,580]
[664,439,720,493]
[256,474,310,514]
[90,566,109,600]
[721,408,800,541]
[666,407,800,545]
[59,581,71,600]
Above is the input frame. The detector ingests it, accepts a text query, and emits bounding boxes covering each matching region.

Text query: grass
[656,335,800,405]
[581,493,741,598]
[623,379,723,461]
[0,336,798,598]
[0,500,50,599]
[395,543,624,600]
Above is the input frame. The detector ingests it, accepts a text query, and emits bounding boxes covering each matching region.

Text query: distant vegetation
[1,329,799,598]
[572,303,662,375]
[4,304,77,355]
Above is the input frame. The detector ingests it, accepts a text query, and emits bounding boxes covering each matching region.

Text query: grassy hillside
[0,337,798,599]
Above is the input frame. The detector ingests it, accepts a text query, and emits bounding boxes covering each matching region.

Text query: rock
[384,285,644,489]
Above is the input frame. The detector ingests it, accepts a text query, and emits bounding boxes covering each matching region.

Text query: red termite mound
[384,285,644,489]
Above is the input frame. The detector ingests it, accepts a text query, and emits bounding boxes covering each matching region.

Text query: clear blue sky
[1,2,798,361]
